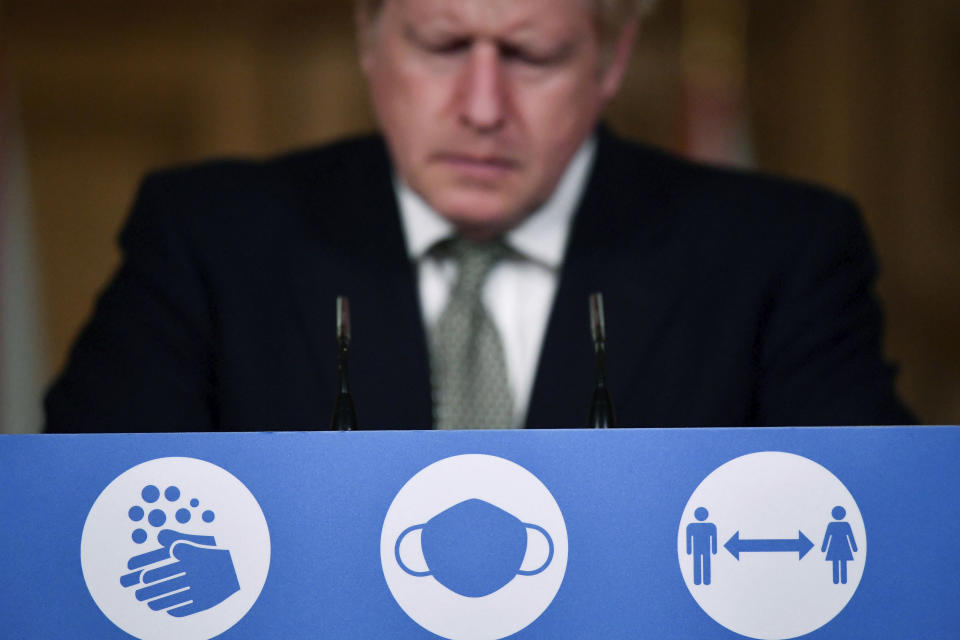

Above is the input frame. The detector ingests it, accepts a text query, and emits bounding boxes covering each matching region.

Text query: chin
[433,196,526,238]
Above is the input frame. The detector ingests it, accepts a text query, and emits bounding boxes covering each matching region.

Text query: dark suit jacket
[44,129,914,432]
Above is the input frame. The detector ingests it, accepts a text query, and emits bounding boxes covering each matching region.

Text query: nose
[457,42,507,133]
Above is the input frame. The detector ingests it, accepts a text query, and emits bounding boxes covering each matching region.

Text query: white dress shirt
[396,137,597,426]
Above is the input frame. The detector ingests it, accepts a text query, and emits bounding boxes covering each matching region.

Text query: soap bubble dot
[176,508,191,524]
[132,529,147,544]
[128,506,144,522]
[202,510,215,523]
[141,485,160,503]
[165,486,180,501]
[190,499,199,507]
[148,509,167,527]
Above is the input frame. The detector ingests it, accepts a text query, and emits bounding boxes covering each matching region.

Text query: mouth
[432,153,520,181]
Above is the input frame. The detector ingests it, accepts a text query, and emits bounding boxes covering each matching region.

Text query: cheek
[370,74,449,184]
[518,80,601,152]
[374,66,447,133]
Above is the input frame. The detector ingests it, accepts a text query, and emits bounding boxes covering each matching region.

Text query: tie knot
[441,237,511,297]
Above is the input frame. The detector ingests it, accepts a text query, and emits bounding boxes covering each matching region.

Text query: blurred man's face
[360,0,634,239]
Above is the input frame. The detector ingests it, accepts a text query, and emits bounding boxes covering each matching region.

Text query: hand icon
[120,529,240,617]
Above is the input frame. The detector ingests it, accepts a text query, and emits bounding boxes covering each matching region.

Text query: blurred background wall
[1,0,957,431]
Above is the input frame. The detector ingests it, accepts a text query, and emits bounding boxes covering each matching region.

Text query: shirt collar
[396,135,597,269]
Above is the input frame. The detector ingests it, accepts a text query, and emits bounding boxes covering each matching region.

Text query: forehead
[380,0,595,36]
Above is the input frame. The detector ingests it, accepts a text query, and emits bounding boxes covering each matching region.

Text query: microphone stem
[588,347,616,429]
[331,343,357,430]
[330,296,357,430]
[587,291,616,428]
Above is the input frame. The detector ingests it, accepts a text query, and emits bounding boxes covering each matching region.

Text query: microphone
[587,292,616,428]
[330,295,358,430]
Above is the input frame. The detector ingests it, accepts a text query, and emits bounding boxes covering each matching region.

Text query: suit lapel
[526,130,686,428]
[285,138,434,430]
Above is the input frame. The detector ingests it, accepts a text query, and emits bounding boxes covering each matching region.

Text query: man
[45,0,913,433]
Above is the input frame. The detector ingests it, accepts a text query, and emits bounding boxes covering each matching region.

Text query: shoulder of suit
[138,134,386,199]
[600,131,863,239]
[124,134,390,238]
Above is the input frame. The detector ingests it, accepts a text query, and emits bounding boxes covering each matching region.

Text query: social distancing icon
[677,452,866,640]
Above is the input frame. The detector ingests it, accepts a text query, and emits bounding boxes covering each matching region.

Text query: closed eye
[499,42,573,67]
[426,38,471,55]
[499,44,547,65]
[404,24,471,56]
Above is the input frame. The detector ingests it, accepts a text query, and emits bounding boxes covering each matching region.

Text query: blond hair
[356,0,658,44]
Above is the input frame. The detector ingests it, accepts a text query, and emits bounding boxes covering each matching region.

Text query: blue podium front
[1,426,957,639]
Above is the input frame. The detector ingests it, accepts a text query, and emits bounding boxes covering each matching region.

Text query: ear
[599,18,639,102]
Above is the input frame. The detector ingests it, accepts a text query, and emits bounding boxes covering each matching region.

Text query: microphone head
[336,295,351,349]
[589,292,606,351]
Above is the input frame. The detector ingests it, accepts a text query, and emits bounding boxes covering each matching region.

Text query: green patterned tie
[430,237,515,429]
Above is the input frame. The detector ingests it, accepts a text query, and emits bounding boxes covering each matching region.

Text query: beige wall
[746,0,960,422]
[5,1,958,423]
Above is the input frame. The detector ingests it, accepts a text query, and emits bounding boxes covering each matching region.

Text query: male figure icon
[686,507,718,585]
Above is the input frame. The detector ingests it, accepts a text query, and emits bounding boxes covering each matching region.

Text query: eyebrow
[403,20,578,59]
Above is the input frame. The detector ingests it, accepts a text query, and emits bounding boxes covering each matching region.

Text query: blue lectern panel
[0,427,957,639]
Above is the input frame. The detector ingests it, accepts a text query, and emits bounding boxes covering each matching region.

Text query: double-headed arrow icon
[724,531,814,560]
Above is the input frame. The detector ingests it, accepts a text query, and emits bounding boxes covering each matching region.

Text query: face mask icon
[395,498,554,598]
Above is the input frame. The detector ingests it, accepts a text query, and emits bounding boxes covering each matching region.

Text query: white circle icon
[678,451,866,639]
[81,457,271,640]
[381,454,568,640]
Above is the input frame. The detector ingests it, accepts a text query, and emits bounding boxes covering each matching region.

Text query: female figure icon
[821,506,858,584]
